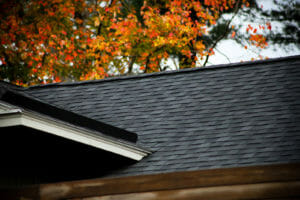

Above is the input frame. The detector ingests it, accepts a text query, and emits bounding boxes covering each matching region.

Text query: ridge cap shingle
[27,55,300,89]
[0,80,25,91]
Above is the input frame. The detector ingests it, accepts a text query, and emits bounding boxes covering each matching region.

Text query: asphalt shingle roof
[24,55,300,177]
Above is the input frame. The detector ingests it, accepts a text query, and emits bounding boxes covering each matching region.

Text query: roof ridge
[27,55,300,89]
[0,80,25,90]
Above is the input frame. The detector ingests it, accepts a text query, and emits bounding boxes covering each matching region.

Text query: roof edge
[28,55,300,88]
[0,80,24,90]
[0,86,138,143]
[0,104,151,160]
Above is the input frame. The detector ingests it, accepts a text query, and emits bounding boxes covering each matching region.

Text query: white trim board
[0,102,150,161]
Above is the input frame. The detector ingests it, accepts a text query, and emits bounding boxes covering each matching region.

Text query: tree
[0,0,96,85]
[0,0,291,86]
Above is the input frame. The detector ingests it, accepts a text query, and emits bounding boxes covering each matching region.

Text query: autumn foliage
[0,0,270,86]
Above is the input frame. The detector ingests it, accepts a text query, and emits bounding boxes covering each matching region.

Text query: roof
[0,84,138,142]
[19,55,300,177]
[0,82,150,161]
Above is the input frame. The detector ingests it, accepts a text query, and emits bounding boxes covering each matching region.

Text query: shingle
[23,55,300,178]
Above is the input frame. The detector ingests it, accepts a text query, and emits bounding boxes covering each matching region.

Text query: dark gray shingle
[24,55,300,177]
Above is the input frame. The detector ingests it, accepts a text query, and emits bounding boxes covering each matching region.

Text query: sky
[208,35,300,66]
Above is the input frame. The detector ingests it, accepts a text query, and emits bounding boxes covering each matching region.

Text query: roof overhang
[0,101,150,161]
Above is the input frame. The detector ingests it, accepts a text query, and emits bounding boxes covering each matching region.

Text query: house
[1,55,300,199]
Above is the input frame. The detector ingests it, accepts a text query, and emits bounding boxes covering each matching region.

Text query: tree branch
[143,46,165,73]
[203,0,241,66]
[215,47,231,63]
[172,56,179,70]
[96,0,116,36]
[127,55,136,74]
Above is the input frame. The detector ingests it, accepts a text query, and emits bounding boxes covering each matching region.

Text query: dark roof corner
[0,87,138,143]
[0,80,24,91]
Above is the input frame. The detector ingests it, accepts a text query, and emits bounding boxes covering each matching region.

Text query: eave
[0,101,151,161]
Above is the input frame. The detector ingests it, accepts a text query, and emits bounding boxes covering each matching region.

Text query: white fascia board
[0,111,22,127]
[0,101,19,112]
[0,109,150,161]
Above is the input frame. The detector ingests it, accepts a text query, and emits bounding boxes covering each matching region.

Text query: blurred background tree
[0,0,298,86]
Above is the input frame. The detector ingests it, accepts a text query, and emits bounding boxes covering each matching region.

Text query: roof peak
[28,55,300,89]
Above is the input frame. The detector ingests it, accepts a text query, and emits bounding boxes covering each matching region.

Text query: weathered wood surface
[39,163,300,200]
[81,181,300,200]
[2,163,300,200]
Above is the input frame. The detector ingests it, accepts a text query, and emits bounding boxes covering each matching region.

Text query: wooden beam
[39,163,300,199]
[3,163,300,200]
[81,181,300,200]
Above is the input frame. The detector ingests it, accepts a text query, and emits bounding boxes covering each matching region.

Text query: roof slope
[24,55,300,177]
[0,82,151,161]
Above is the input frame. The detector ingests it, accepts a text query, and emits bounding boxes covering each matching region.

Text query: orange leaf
[54,76,61,83]
[231,31,236,38]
